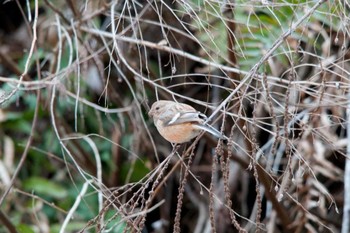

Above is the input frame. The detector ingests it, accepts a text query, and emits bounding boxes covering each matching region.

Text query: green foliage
[103,210,128,232]
[192,0,346,73]
[17,48,46,74]
[17,224,36,233]
[23,177,68,199]
[50,222,87,233]
[121,158,151,183]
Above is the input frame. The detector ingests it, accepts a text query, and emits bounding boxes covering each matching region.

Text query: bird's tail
[193,124,228,140]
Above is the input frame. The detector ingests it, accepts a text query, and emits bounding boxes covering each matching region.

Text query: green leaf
[121,159,150,183]
[23,177,68,199]
[104,210,128,232]
[17,224,35,233]
[50,222,87,233]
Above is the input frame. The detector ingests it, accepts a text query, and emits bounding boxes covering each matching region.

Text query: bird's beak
[148,109,153,117]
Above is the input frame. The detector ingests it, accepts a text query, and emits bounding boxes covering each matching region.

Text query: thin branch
[0,210,18,233]
[0,0,40,205]
[341,79,350,232]
[0,0,39,105]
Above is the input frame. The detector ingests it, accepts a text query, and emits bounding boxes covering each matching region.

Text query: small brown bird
[148,100,224,144]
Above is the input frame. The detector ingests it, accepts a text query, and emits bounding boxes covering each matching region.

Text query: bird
[148,100,224,144]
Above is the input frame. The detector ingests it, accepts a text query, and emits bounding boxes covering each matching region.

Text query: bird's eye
[155,107,160,111]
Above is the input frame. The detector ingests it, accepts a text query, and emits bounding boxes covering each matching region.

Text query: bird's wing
[165,112,205,125]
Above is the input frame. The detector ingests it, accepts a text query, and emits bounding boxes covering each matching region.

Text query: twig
[0,0,40,205]
[0,0,39,105]
[43,0,70,25]
[206,0,328,122]
[60,180,90,233]
[341,79,350,232]
[0,50,31,81]
[0,210,17,233]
